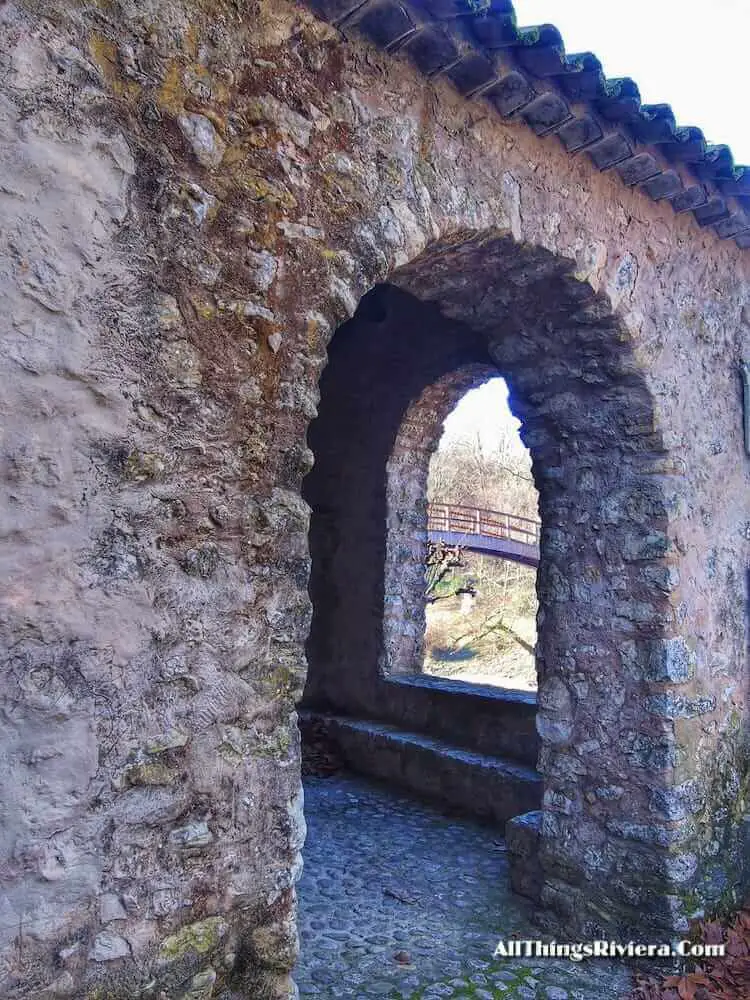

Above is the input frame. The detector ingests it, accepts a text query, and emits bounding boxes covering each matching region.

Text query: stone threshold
[301,711,542,827]
[370,672,540,766]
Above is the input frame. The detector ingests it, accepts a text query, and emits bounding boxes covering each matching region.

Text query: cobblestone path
[295,774,632,999]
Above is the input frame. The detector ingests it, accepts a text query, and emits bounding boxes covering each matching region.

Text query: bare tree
[428,421,538,519]
[425,405,539,674]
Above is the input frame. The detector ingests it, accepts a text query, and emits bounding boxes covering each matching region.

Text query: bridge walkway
[427,502,540,568]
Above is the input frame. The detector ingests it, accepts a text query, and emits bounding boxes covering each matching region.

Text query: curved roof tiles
[304,0,750,250]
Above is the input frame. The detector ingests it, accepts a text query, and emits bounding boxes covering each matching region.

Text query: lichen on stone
[156,917,228,966]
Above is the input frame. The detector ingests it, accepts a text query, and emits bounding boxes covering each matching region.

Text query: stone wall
[1,0,749,995]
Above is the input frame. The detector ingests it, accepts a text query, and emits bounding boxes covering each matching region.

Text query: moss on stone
[262,663,305,703]
[253,725,292,760]
[240,173,297,210]
[603,78,625,98]
[687,710,750,919]
[157,917,228,966]
[675,886,704,920]
[123,761,176,786]
[88,33,141,100]
[158,61,188,115]
[517,26,542,47]
[463,0,491,13]
[390,964,532,998]
[124,450,166,482]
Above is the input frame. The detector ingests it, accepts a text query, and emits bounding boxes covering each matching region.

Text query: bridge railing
[427,502,541,547]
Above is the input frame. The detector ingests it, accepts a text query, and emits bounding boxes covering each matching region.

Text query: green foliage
[429,570,475,601]
[388,963,533,998]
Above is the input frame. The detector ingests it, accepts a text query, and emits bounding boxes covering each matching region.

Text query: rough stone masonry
[1,0,749,997]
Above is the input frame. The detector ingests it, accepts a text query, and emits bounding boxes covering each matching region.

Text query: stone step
[301,712,543,827]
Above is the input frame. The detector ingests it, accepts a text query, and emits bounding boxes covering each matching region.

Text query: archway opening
[300,230,674,944]
[423,378,540,691]
[301,281,497,715]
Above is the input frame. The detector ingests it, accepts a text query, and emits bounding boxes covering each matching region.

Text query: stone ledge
[386,672,537,705]
[377,673,539,765]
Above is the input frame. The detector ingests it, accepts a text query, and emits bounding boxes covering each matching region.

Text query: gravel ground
[295,774,632,999]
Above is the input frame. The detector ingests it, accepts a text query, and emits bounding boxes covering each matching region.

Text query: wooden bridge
[427,502,541,567]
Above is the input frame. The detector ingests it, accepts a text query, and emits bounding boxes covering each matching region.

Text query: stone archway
[302,228,683,940]
[303,282,496,711]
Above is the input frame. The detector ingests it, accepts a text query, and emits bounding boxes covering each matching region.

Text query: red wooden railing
[427,502,540,548]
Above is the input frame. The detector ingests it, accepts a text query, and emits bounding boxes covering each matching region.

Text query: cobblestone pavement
[295,774,633,999]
